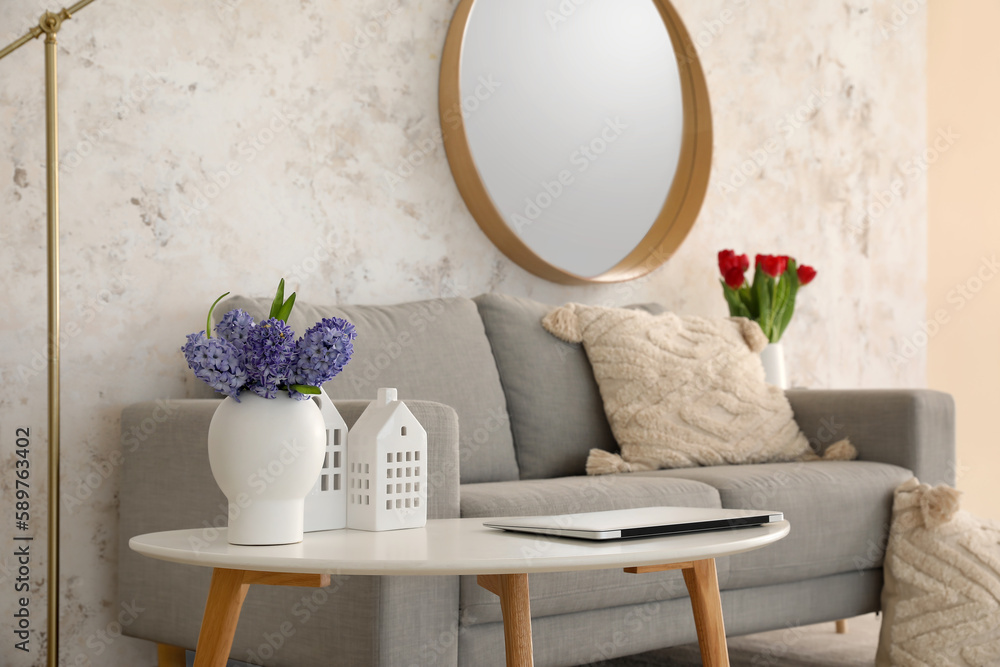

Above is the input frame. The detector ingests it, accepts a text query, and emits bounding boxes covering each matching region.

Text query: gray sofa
[118,294,956,666]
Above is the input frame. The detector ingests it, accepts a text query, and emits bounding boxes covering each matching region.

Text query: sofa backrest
[474,294,663,479]
[220,295,519,484]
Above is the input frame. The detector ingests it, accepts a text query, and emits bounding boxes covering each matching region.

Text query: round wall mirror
[440,0,712,284]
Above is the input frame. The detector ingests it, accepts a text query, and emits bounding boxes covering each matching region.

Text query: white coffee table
[131,517,789,667]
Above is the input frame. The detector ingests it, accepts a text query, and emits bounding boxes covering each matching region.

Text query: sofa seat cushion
[220,295,519,484]
[635,461,913,589]
[459,475,724,625]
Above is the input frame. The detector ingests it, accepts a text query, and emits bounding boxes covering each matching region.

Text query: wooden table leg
[193,568,250,667]
[624,559,729,667]
[478,573,533,667]
[682,559,730,667]
[189,569,330,666]
[157,643,187,667]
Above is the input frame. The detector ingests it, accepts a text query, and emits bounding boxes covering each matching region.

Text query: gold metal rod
[0,0,98,61]
[0,4,97,665]
[44,31,61,667]
[67,0,100,16]
[0,27,43,61]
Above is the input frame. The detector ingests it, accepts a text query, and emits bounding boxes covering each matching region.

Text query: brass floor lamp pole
[1,1,97,665]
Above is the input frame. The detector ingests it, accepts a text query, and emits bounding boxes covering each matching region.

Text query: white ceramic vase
[760,342,788,389]
[208,392,327,546]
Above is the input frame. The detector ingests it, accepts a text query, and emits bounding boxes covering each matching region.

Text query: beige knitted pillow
[878,478,1000,667]
[541,303,854,474]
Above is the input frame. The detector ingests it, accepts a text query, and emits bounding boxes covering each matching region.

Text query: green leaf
[289,384,321,395]
[769,270,791,333]
[752,265,773,339]
[205,292,231,339]
[276,292,296,323]
[269,278,286,320]
[721,280,751,318]
[743,284,759,320]
[772,259,800,342]
[775,269,791,306]
[738,286,756,319]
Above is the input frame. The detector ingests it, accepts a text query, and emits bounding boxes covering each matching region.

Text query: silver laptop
[483,506,783,541]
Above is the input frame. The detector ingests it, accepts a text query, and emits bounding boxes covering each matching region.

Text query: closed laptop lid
[483,506,783,540]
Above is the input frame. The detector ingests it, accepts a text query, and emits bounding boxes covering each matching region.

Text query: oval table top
[130,517,789,576]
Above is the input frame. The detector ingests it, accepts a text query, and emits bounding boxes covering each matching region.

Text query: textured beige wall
[0,1,926,664]
[928,0,1000,520]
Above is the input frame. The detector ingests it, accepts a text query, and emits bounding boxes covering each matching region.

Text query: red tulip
[759,255,783,278]
[724,267,745,289]
[718,250,750,279]
[718,249,736,275]
[776,255,789,275]
[797,265,817,285]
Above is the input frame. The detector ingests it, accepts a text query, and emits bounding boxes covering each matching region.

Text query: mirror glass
[441,0,711,283]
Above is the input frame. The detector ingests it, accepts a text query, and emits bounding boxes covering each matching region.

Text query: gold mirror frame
[439,0,713,285]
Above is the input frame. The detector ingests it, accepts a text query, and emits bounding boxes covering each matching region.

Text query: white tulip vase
[760,342,788,389]
[208,392,327,545]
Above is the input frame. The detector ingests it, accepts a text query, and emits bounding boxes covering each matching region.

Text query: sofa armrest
[118,398,462,666]
[786,389,956,486]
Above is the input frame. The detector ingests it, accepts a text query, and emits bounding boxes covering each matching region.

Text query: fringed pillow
[878,478,1000,666]
[541,303,854,474]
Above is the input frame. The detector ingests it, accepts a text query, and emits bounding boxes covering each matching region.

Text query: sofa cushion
[542,303,820,475]
[877,478,1000,667]
[459,475,724,624]
[473,294,663,480]
[635,461,913,589]
[221,295,519,483]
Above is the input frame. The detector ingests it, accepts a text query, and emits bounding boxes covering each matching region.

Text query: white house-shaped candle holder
[347,387,427,531]
[303,389,348,532]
